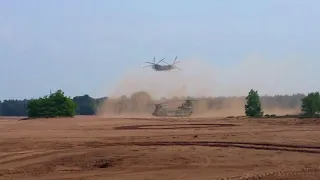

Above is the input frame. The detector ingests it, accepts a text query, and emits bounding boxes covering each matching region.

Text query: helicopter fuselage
[152,64,174,71]
[152,105,192,117]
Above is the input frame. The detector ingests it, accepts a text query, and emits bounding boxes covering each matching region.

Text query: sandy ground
[0,116,320,180]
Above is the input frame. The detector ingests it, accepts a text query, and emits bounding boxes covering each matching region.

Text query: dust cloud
[107,59,217,99]
[97,55,313,117]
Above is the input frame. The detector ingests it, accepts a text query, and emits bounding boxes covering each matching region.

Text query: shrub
[27,90,76,118]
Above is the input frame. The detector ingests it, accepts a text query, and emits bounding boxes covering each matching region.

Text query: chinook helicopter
[151,99,195,117]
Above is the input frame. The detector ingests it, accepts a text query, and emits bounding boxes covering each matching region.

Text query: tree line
[0,92,106,117]
[245,89,320,118]
[0,90,309,117]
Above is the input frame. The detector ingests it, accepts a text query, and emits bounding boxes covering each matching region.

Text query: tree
[245,89,263,117]
[73,94,96,115]
[27,90,76,118]
[301,92,320,117]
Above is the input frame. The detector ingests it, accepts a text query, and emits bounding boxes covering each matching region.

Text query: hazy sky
[1,0,319,99]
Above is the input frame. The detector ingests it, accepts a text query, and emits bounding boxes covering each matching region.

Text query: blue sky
[0,0,319,99]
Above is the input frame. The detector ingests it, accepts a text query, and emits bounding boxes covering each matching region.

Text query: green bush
[27,90,76,118]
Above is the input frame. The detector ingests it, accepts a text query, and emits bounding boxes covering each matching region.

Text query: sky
[0,0,319,100]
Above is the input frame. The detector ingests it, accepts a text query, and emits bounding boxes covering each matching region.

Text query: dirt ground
[1,116,320,180]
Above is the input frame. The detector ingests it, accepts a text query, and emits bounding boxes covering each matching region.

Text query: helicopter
[151,99,195,117]
[144,56,181,71]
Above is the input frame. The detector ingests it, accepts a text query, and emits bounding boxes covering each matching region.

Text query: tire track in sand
[114,123,238,130]
[220,166,320,180]
[0,150,60,165]
[88,141,320,154]
[0,151,86,169]
[0,150,37,160]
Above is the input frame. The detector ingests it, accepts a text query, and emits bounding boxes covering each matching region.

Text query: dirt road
[0,116,320,180]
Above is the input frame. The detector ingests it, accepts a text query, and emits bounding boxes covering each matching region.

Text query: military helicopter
[151,99,195,117]
[144,56,181,71]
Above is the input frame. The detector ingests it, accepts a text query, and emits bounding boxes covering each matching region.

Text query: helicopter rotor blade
[162,61,170,65]
[148,97,204,106]
[173,56,178,64]
[157,58,165,64]
[166,98,199,103]
[147,102,168,106]
[173,60,180,64]
[145,62,156,64]
[143,65,153,68]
